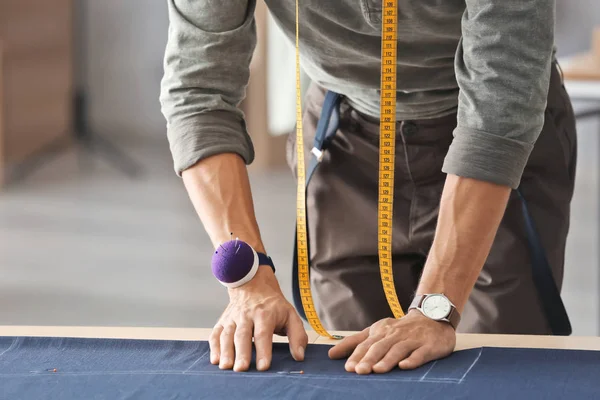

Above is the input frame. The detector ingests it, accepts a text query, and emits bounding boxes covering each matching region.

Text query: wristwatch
[409,293,461,330]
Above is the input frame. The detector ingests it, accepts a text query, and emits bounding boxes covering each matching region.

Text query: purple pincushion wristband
[211,239,259,288]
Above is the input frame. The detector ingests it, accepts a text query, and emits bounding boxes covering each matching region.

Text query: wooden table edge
[0,326,599,351]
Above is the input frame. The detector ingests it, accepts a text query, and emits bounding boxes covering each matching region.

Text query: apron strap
[516,189,572,335]
[292,91,342,320]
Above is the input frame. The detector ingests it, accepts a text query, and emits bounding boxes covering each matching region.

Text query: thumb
[286,309,309,361]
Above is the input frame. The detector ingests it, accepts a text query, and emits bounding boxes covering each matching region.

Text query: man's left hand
[328,310,456,374]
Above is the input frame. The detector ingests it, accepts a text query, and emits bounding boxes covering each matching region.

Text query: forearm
[182,152,265,253]
[416,174,511,312]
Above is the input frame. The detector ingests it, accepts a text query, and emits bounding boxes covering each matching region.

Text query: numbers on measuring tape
[378,0,405,319]
[294,0,405,339]
[294,0,338,340]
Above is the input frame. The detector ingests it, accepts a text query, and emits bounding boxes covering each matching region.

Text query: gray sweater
[160,0,555,189]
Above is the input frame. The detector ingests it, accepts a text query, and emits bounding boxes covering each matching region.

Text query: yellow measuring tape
[377,0,405,320]
[295,0,405,340]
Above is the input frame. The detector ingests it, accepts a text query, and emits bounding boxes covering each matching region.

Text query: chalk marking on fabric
[0,339,18,359]
[0,370,461,383]
[458,348,483,384]
[419,360,438,381]
[183,349,210,374]
[300,381,359,396]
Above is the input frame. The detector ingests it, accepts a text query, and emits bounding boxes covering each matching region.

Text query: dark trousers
[286,64,577,334]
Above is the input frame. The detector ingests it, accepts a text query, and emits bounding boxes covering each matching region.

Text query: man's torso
[265,0,465,119]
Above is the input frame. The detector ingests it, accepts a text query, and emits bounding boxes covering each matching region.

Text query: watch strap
[446,307,461,330]
[257,252,276,273]
[409,294,425,310]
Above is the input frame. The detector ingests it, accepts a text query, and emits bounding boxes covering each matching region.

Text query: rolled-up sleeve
[160,0,257,175]
[442,0,555,189]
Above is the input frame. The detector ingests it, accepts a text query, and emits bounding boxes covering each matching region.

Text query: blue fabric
[1,336,598,399]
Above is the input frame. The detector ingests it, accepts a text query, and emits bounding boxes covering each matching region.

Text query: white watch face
[421,294,451,320]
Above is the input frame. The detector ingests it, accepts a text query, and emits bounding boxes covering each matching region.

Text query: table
[1,326,600,399]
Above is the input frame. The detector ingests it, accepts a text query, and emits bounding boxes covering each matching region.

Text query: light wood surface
[561,27,600,81]
[561,53,600,81]
[1,326,599,352]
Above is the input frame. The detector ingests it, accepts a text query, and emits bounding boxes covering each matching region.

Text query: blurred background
[0,0,599,335]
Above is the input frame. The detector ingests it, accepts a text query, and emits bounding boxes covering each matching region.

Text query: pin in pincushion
[211,239,259,288]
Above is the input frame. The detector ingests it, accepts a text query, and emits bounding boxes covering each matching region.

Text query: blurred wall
[85,0,168,142]
[82,1,600,142]
[555,0,600,56]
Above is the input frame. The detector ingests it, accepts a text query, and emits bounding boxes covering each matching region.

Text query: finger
[209,324,223,365]
[372,340,417,374]
[233,320,254,372]
[345,334,384,372]
[355,337,396,375]
[398,346,435,370]
[253,313,275,371]
[286,310,309,361]
[219,323,236,370]
[328,328,369,360]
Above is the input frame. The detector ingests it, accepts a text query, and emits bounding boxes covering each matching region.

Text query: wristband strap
[257,252,276,273]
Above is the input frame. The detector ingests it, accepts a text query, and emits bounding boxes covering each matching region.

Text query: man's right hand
[209,265,308,372]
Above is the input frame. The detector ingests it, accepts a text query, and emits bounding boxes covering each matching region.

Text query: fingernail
[234,360,246,370]
[220,357,232,368]
[298,347,305,359]
[345,361,356,370]
[357,362,370,372]
[257,358,268,370]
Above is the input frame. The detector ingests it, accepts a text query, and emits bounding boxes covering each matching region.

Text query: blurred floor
[0,115,598,336]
